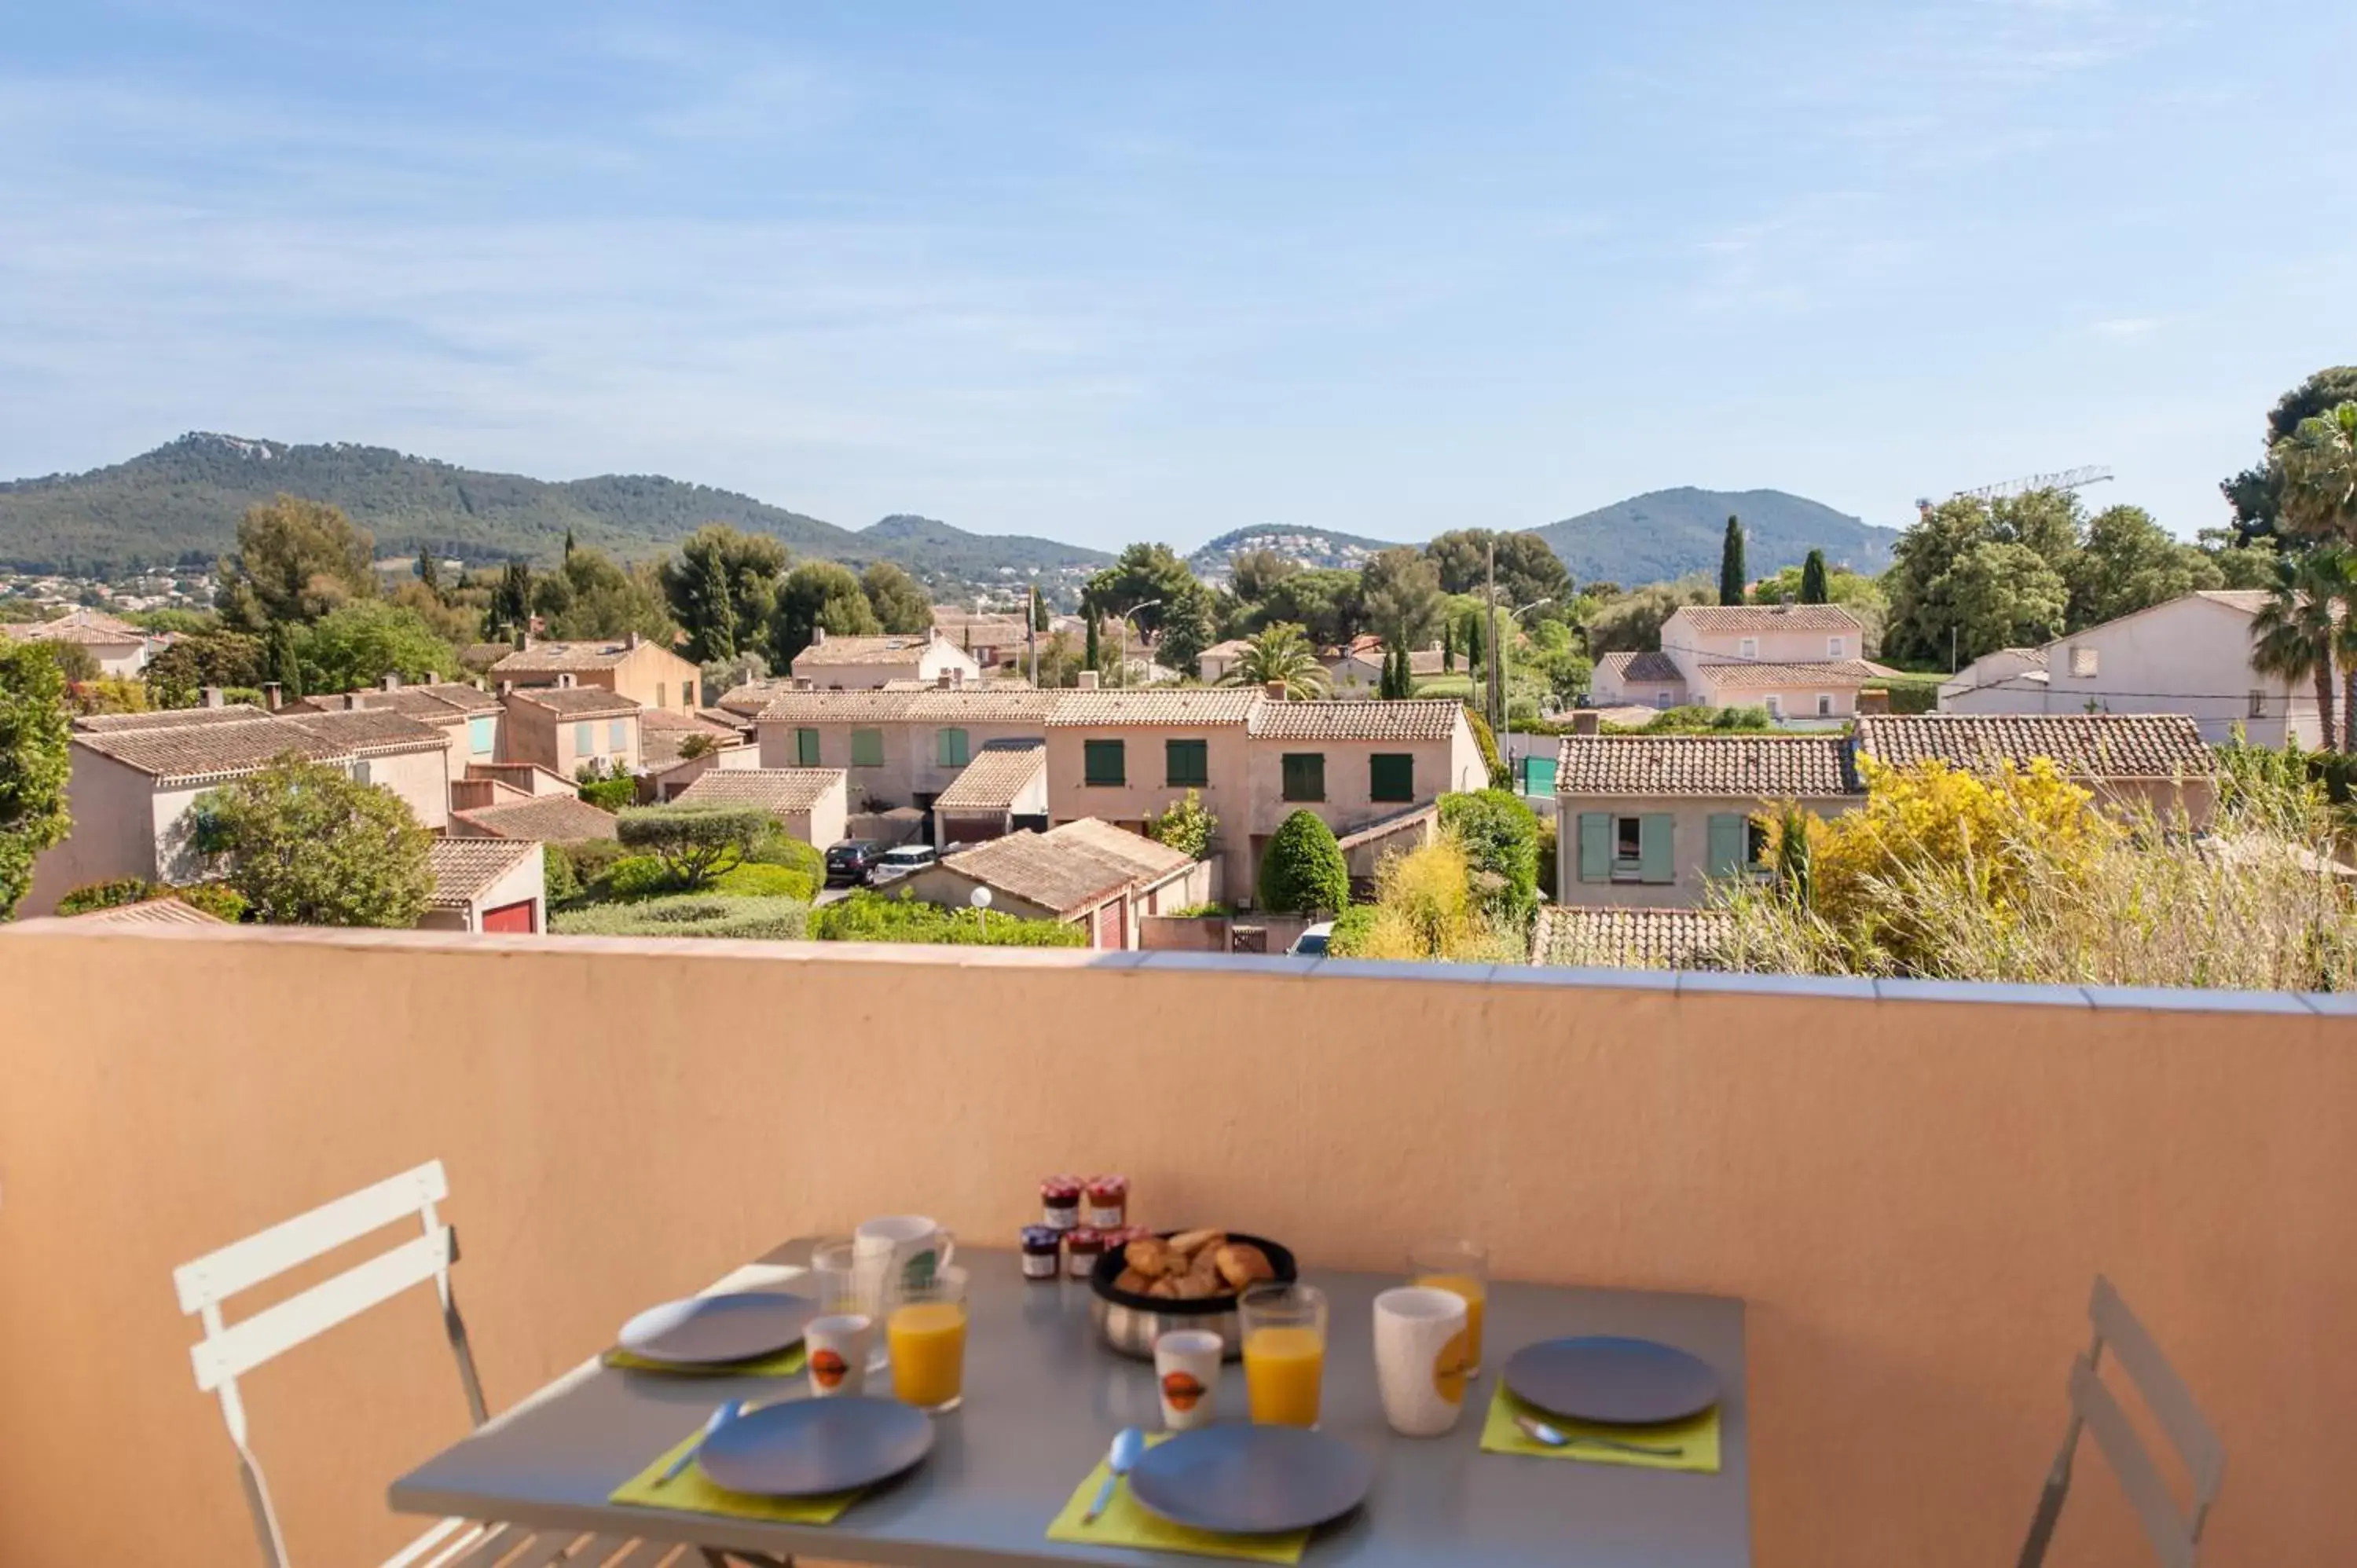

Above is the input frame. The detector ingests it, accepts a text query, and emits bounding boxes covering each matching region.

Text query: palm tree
[2275,402,2357,545]
[1222,623,1330,698]
[2252,549,2341,752]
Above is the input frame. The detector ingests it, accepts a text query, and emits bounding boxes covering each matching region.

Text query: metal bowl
[1088,1233,1298,1361]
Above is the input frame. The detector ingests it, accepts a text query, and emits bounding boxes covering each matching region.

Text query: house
[23,704,450,917]
[498,680,643,779]
[1555,734,1853,907]
[1321,636,1446,697]
[754,686,1059,818]
[1532,905,1734,971]
[1197,639,1252,684]
[670,768,849,848]
[288,677,506,784]
[3,607,153,676]
[1592,605,1887,723]
[1934,591,2328,749]
[933,738,1050,848]
[489,634,702,716]
[638,709,757,801]
[901,818,1206,948]
[446,794,620,845]
[420,838,546,935]
[790,628,983,691]
[930,608,1033,670]
[1852,713,2217,826]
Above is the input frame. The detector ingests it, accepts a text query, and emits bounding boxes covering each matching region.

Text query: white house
[1591,604,1889,724]
[790,628,984,691]
[4,608,154,676]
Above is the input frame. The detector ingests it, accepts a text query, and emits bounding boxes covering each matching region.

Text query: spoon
[654,1399,747,1488]
[1082,1426,1149,1526]
[1514,1413,1684,1459]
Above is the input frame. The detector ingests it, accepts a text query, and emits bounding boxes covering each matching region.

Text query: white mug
[853,1215,957,1311]
[1153,1329,1222,1432]
[805,1313,872,1398]
[1373,1286,1472,1437]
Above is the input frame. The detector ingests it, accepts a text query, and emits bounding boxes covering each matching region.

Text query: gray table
[391,1240,1749,1567]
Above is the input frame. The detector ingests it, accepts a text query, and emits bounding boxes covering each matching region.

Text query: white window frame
[1739,636,1758,660]
[1765,694,1783,720]
[1816,692,1833,717]
[1827,636,1846,658]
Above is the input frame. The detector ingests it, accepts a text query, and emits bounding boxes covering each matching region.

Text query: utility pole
[1484,538,1501,734]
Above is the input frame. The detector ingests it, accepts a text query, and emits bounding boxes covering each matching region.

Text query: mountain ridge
[1530,486,1901,585]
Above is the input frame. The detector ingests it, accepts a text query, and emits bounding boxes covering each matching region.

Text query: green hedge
[713,862,816,900]
[578,776,636,811]
[809,890,1087,946]
[746,830,827,881]
[551,894,810,940]
[1325,903,1380,957]
[1257,809,1349,915]
[54,877,247,921]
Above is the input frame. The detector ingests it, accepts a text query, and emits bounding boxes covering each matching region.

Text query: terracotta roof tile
[1043,817,1194,880]
[77,705,272,733]
[1047,689,1259,727]
[639,709,747,768]
[1598,650,1687,685]
[491,639,678,672]
[1554,735,1853,797]
[75,718,345,782]
[1534,906,1732,970]
[672,768,846,813]
[504,686,641,720]
[935,829,1134,916]
[1248,698,1464,742]
[449,795,620,843]
[936,739,1047,810]
[792,634,948,667]
[426,838,539,909]
[62,896,228,928]
[1667,605,1863,634]
[1692,658,1891,688]
[1852,714,2216,780]
[757,687,1061,724]
[277,709,449,755]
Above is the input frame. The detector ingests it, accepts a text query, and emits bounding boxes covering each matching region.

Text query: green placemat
[609,1424,862,1526]
[1045,1434,1309,1564]
[603,1343,807,1378]
[1478,1383,1721,1474]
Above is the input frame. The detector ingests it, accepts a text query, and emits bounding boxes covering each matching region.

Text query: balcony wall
[1,926,2352,1567]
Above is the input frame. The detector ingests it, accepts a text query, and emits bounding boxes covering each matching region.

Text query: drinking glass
[811,1238,887,1372]
[1407,1238,1489,1377]
[888,1265,970,1412]
[1239,1282,1328,1428]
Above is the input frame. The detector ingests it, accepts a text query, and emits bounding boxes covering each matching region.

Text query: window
[937,727,970,768]
[1816,693,1833,717]
[574,720,593,755]
[1281,752,1325,802]
[851,728,885,768]
[1656,690,1673,708]
[1739,637,1758,660]
[1827,636,1846,658]
[1083,739,1126,786]
[608,718,628,753]
[794,727,821,766]
[1369,753,1415,802]
[2249,690,2267,720]
[1165,738,1208,787]
[1580,812,1676,885]
[682,680,695,709]
[2069,645,2099,677]
[1765,695,1783,720]
[467,715,495,755]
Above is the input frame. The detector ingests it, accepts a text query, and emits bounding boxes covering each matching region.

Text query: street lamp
[1116,598,1163,689]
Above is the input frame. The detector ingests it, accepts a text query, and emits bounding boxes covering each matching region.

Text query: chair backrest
[2018,1275,2225,1568]
[174,1161,486,1568]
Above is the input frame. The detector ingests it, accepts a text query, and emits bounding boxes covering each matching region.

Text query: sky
[2,1,2352,551]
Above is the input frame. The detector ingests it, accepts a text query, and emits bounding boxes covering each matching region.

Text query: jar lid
[1066,1226,1104,1248]
[1020,1225,1062,1249]
[1040,1175,1085,1198]
[1087,1174,1129,1194]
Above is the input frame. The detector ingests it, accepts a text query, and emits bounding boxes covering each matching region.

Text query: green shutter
[609,718,627,752]
[1085,739,1125,786]
[574,721,593,755]
[1706,813,1746,877]
[1577,812,1611,883]
[1165,738,1208,787]
[1281,753,1325,801]
[938,727,969,767]
[467,716,495,755]
[1369,753,1414,802]
[1525,757,1556,797]
[1639,814,1676,885]
[795,727,821,766]
[851,728,884,768]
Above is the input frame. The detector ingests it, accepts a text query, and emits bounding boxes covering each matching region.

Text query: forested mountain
[1530,487,1901,586]
[1187,524,1402,582]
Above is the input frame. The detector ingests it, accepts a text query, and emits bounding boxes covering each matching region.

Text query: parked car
[873,844,940,882]
[1287,921,1335,957]
[824,840,887,887]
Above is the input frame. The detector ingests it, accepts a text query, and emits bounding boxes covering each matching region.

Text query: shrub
[551,894,811,940]
[1339,834,1523,963]
[808,889,1087,946]
[542,844,580,904]
[1534,815,1558,900]
[171,882,249,922]
[600,855,677,900]
[1438,789,1541,922]
[196,754,433,926]
[563,838,628,886]
[576,760,637,811]
[1325,903,1381,957]
[713,862,816,900]
[1146,789,1218,861]
[615,804,769,889]
[56,877,158,916]
[1461,705,1506,787]
[1164,902,1228,918]
[746,829,826,883]
[1257,809,1349,915]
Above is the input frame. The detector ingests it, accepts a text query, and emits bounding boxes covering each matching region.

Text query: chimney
[200,686,224,709]
[424,670,439,685]
[625,631,641,649]
[381,672,401,691]
[514,630,529,651]
[497,680,514,698]
[262,682,282,711]
[1076,670,1100,691]
[812,628,827,646]
[1571,709,1600,735]
[556,672,576,689]
[1264,680,1288,702]
[343,692,363,711]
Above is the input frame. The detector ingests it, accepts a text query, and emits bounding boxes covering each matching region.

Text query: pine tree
[1442,621,1455,672]
[1719,515,1747,606]
[1800,549,1830,604]
[1085,615,1100,672]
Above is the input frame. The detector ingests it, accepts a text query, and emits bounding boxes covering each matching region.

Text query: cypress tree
[1032,586,1049,632]
[1463,609,1483,671]
[1719,515,1747,606]
[1800,549,1830,604]
[563,528,577,559]
[1442,621,1455,672]
[1085,615,1101,672]
[416,546,441,599]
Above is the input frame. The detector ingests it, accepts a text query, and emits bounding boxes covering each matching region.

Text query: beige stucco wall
[1591,662,1686,708]
[1045,724,1254,893]
[1556,793,1859,906]
[357,746,453,833]
[1690,678,1860,721]
[504,706,640,779]
[21,747,165,914]
[0,927,2349,1568]
[757,719,1047,810]
[1664,615,1860,668]
[2047,598,2319,748]
[1241,731,1483,846]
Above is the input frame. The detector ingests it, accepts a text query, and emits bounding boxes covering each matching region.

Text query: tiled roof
[1597,651,1687,685]
[639,709,746,768]
[449,795,620,844]
[5,611,147,646]
[935,830,1134,916]
[426,838,539,909]
[492,639,676,672]
[62,896,228,928]
[1335,801,1438,852]
[277,709,449,755]
[1534,906,1732,971]
[716,680,798,717]
[1199,639,1252,661]
[1554,735,1853,797]
[936,739,1047,810]
[75,717,344,782]
[1692,658,1892,689]
[672,768,846,813]
[1044,817,1195,881]
[77,705,271,733]
[1047,689,1259,727]
[1993,647,2048,668]
[1248,698,1464,742]
[1406,649,1446,676]
[290,683,501,721]
[757,687,1061,724]
[504,686,642,720]
[1853,714,2216,781]
[2194,590,2272,614]
[1667,604,1863,634]
[932,614,1030,646]
[792,634,944,667]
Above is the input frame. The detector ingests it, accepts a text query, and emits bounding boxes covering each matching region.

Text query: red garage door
[481,901,537,934]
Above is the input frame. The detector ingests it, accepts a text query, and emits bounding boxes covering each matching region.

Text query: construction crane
[1916,466,2113,514]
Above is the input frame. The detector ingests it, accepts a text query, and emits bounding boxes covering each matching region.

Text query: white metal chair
[174,1160,661,1568]
[2017,1275,2226,1568]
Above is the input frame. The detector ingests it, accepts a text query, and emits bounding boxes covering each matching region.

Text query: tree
[1146,789,1218,861]
[266,622,304,700]
[1031,586,1050,633]
[1461,605,1484,670]
[1085,543,1198,637]
[1424,530,1571,606]
[487,561,533,639]
[2066,506,2223,629]
[1035,629,1085,688]
[1937,540,2069,662]
[1799,550,1829,604]
[1229,548,1298,606]
[416,547,442,600]
[0,643,73,918]
[1441,621,1455,672]
[1220,624,1329,697]
[1359,547,1445,650]
[1083,614,1102,674]
[2250,549,2341,753]
[2274,403,2357,546]
[196,754,432,925]
[1258,808,1347,915]
[214,495,377,631]
[297,603,462,693]
[563,528,577,559]
[700,650,768,705]
[1884,493,2087,663]
[1584,578,1715,654]
[2222,367,2357,544]
[1438,789,1540,923]
[662,526,788,663]
[144,629,266,708]
[1154,582,1219,678]
[861,561,934,635]
[770,561,879,667]
[615,804,768,890]
[1718,515,1747,606]
[1255,569,1365,647]
[532,548,675,643]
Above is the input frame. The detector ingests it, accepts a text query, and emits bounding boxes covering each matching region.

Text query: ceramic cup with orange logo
[1153,1329,1223,1432]
[805,1313,873,1398]
[1373,1287,1471,1437]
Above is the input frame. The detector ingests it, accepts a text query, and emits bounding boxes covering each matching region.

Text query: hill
[1188,523,1402,584]
[1527,487,1901,588]
[0,434,1111,597]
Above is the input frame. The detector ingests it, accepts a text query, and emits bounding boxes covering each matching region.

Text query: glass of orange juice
[1408,1239,1488,1377]
[888,1266,969,1412]
[1240,1282,1328,1428]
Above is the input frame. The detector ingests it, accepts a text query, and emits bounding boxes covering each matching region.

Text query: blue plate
[1501,1336,1721,1426]
[1127,1426,1374,1536]
[616,1291,816,1365]
[695,1398,934,1497]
